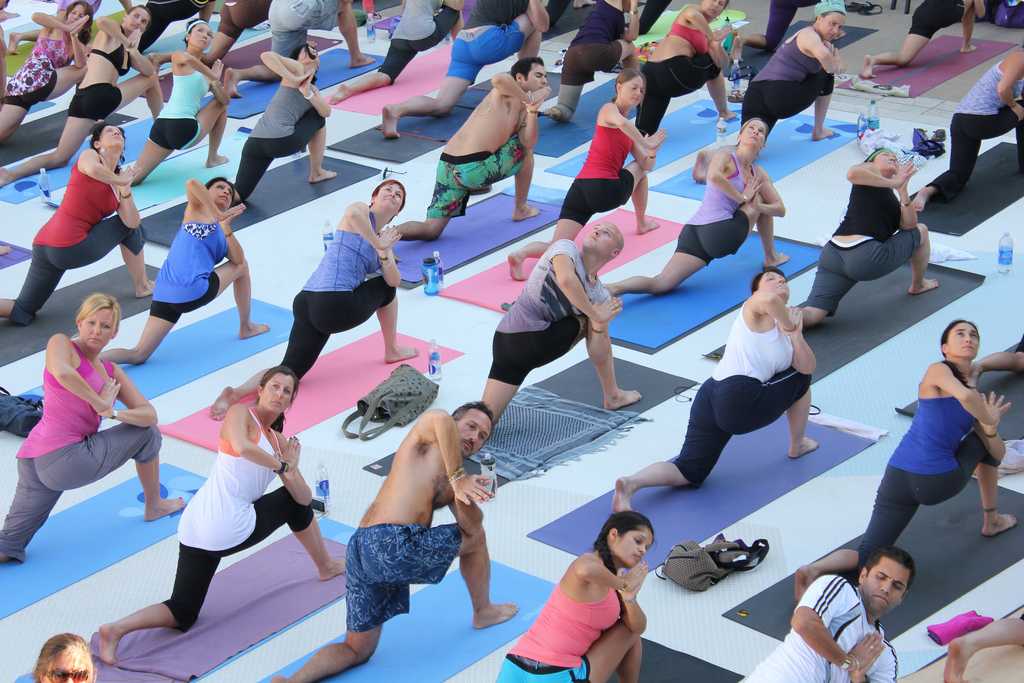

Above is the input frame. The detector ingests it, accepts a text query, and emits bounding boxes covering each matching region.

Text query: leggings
[857,433,999,565]
[636,53,720,135]
[140,0,206,51]
[741,71,835,133]
[163,487,314,630]
[11,217,144,326]
[234,108,326,201]
[925,108,1024,202]
[762,0,818,52]
[281,279,397,379]
[488,316,582,386]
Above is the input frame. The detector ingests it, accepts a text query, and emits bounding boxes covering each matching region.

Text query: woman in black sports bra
[0,6,163,188]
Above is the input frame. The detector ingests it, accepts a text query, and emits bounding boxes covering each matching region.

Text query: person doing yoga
[6,0,120,52]
[544,0,639,122]
[131,20,230,184]
[607,118,787,297]
[0,123,151,327]
[612,268,817,512]
[380,0,548,137]
[795,320,1018,598]
[912,47,1024,211]
[741,0,845,140]
[508,69,665,279]
[102,178,269,366]
[497,511,654,683]
[234,43,336,201]
[97,366,346,665]
[945,610,1024,683]
[485,224,640,422]
[271,404,517,683]
[270,0,373,71]
[138,0,214,52]
[0,294,185,564]
[801,149,938,329]
[329,0,465,104]
[203,0,271,65]
[744,0,817,52]
[208,181,417,420]
[0,7,162,188]
[860,0,985,79]
[395,57,548,241]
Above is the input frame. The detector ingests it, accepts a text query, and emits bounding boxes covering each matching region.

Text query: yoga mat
[613,640,742,683]
[0,464,203,620]
[610,235,819,353]
[529,417,874,568]
[329,128,445,163]
[724,485,1024,641]
[131,130,249,211]
[0,240,31,269]
[902,607,1024,683]
[741,21,877,73]
[142,156,379,246]
[331,45,453,115]
[393,194,560,288]
[265,561,552,682]
[534,78,617,157]
[915,143,1024,237]
[395,103,474,141]
[160,333,461,451]
[705,263,986,381]
[544,4,593,39]
[839,36,1015,98]
[440,208,681,313]
[92,520,351,682]
[0,264,159,366]
[0,113,136,168]
[0,118,153,205]
[652,113,858,200]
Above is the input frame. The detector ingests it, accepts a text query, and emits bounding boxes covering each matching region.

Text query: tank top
[957,62,1024,116]
[251,86,314,140]
[177,408,282,551]
[6,37,71,97]
[687,153,745,225]
[19,342,114,459]
[669,22,709,54]
[153,221,228,304]
[33,165,119,248]
[570,0,625,47]
[888,396,974,475]
[510,585,620,668]
[753,33,823,83]
[160,70,209,120]
[578,124,633,180]
[833,184,900,242]
[713,308,794,383]
[304,214,383,292]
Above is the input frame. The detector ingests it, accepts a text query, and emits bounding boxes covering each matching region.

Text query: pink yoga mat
[160,333,462,451]
[440,209,682,313]
[841,36,1015,97]
[331,45,453,115]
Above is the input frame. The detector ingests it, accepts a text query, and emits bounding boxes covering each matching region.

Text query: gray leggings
[0,424,161,562]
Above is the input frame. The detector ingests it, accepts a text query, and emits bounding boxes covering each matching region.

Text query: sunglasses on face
[49,670,90,683]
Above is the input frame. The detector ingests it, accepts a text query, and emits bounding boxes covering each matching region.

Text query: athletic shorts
[427,135,527,219]
[675,209,750,263]
[448,23,525,82]
[149,117,201,150]
[489,316,583,386]
[345,523,461,632]
[68,82,122,120]
[559,170,635,225]
[149,272,220,324]
[561,41,623,86]
[497,655,591,682]
[909,0,964,39]
[380,6,461,81]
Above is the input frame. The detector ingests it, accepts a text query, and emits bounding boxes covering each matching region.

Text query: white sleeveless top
[712,307,794,383]
[178,409,282,551]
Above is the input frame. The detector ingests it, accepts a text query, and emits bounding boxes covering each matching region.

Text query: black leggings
[140,0,206,51]
[488,316,582,386]
[925,108,1024,202]
[163,487,314,631]
[638,0,673,36]
[637,54,721,136]
[741,71,835,133]
[281,279,397,379]
[234,109,326,201]
[857,433,999,565]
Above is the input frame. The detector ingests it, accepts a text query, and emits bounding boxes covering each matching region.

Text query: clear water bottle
[479,452,496,496]
[427,339,442,381]
[366,13,376,42]
[433,250,444,289]
[322,220,334,251]
[715,117,728,146]
[998,232,1013,274]
[857,113,868,139]
[38,168,52,205]
[315,461,330,517]
[729,58,741,100]
[867,99,880,131]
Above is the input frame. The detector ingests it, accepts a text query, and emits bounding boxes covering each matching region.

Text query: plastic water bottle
[715,117,728,146]
[321,220,334,251]
[479,452,497,496]
[857,113,868,139]
[38,168,53,206]
[729,58,742,100]
[427,340,442,381]
[998,232,1013,274]
[422,256,440,295]
[315,461,330,517]
[867,99,880,131]
[433,250,444,289]
[366,13,376,42]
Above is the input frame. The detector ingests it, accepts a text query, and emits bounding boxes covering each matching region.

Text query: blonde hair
[33,633,94,683]
[75,293,121,332]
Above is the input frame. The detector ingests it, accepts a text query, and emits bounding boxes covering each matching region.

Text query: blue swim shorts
[497,654,591,682]
[447,23,526,82]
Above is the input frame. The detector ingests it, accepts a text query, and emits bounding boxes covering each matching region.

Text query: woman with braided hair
[497,511,653,683]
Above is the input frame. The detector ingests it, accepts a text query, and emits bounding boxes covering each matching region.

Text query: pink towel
[927,610,993,645]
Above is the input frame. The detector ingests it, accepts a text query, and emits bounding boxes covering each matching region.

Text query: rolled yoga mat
[613,639,742,683]
[0,112,135,168]
[0,240,31,270]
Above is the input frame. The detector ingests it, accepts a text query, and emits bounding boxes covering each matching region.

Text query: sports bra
[94,43,130,76]
[669,22,709,54]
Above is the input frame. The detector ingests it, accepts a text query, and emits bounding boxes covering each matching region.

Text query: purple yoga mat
[91,534,347,682]
[393,194,560,287]
[0,241,31,269]
[528,418,874,568]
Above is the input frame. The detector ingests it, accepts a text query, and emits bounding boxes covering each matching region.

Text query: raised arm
[551,253,621,333]
[526,0,550,34]
[223,403,286,470]
[751,166,785,218]
[341,200,403,288]
[70,34,87,68]
[597,102,654,155]
[259,51,310,84]
[796,28,840,74]
[179,52,228,104]
[109,363,158,426]
[300,73,333,118]
[924,362,1002,426]
[997,52,1024,120]
[411,410,492,504]
[31,11,80,32]
[44,334,110,414]
[749,292,815,374]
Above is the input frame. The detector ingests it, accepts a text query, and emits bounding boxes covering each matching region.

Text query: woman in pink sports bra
[498,511,654,683]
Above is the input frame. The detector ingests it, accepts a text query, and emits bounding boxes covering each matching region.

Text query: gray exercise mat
[611,639,742,683]
[704,264,985,382]
[723,484,1024,640]
[0,113,135,168]
[141,156,379,246]
[329,130,445,163]
[0,264,159,365]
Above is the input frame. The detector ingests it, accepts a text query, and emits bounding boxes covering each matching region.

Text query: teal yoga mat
[131,131,250,211]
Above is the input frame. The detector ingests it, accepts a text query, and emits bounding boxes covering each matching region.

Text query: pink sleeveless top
[19,342,114,459]
[510,584,621,668]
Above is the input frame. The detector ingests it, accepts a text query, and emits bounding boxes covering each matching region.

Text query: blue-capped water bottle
[998,232,1013,274]
[422,256,440,295]
[322,220,334,251]
[867,99,880,131]
[427,339,442,381]
[315,460,330,517]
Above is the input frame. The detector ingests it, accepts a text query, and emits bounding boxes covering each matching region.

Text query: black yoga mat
[704,264,986,382]
[329,130,445,163]
[723,484,1024,641]
[142,156,379,246]
[0,113,135,168]
[544,4,595,39]
[0,264,159,366]
[916,143,1024,237]
[741,21,878,73]
[611,639,742,683]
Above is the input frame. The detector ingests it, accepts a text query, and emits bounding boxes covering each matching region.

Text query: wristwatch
[111,408,119,421]
[275,461,289,475]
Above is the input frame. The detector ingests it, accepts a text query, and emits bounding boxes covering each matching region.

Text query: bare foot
[144,497,185,521]
[692,149,711,184]
[135,279,155,298]
[210,387,238,420]
[0,245,11,256]
[385,345,419,363]
[944,636,975,683]
[960,43,976,54]
[605,389,641,411]
[381,105,400,139]
[239,322,270,339]
[7,32,21,55]
[811,127,835,141]
[319,557,346,581]
[308,168,337,184]
[0,169,15,187]
[507,252,527,281]
[859,55,874,80]
[612,477,635,512]
[912,189,932,212]
[636,217,660,234]
[765,252,790,267]
[981,511,1018,537]
[329,84,351,104]
[349,53,375,68]
[473,602,518,629]
[224,68,241,98]
[206,154,229,169]
[794,564,817,601]
[788,436,818,459]
[512,203,540,221]
[545,105,571,123]
[719,109,738,122]
[908,278,939,295]
[97,624,121,665]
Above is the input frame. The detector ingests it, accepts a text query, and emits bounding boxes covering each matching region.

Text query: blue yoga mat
[265,562,552,682]
[533,79,617,158]
[652,114,858,200]
[0,119,154,205]
[609,234,820,352]
[0,464,203,620]
[501,184,567,207]
[528,418,874,567]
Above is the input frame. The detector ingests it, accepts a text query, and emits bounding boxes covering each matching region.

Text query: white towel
[809,412,887,442]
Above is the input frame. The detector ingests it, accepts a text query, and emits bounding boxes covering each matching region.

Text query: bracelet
[448,467,465,483]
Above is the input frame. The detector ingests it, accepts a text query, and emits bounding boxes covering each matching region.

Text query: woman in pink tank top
[0,294,184,564]
[498,512,654,683]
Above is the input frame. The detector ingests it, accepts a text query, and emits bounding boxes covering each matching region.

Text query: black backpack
[0,387,43,437]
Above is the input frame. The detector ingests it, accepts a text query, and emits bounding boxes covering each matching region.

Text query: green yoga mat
[636,8,746,45]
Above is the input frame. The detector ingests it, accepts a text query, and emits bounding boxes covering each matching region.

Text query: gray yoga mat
[545,4,595,39]
[704,264,985,382]
[0,264,159,366]
[724,484,1024,640]
[611,640,742,683]
[329,130,445,163]
[141,156,379,246]
[0,113,135,167]
[741,21,878,73]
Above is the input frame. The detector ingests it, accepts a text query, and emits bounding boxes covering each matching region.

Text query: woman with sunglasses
[32,633,95,683]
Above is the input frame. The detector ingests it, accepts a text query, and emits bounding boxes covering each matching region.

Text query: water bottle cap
[422,256,437,266]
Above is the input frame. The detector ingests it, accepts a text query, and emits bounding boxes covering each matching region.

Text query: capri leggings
[379,6,461,82]
[856,433,999,565]
[636,54,720,135]
[488,316,583,386]
[281,278,397,379]
[673,369,811,485]
[234,108,326,201]
[741,70,835,132]
[140,0,208,51]
[925,108,1024,202]
[163,487,314,630]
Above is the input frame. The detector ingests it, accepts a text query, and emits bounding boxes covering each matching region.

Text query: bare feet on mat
[692,149,711,184]
[0,245,11,256]
[135,280,155,298]
[224,68,242,98]
[788,436,818,459]
[960,43,977,54]
[859,55,874,80]
[636,217,660,234]
[981,511,1018,537]
[97,624,121,665]
[329,84,352,104]
[206,154,229,169]
[239,322,270,339]
[811,126,835,141]
[944,636,977,683]
[612,477,636,512]
[605,389,641,411]
[309,168,337,184]
[385,345,419,363]
[507,252,527,281]
[473,602,518,629]
[908,278,939,295]
[210,387,238,420]
[381,105,400,139]
[765,252,790,267]
[349,53,375,68]
[144,497,185,521]
[719,109,738,122]
[912,187,935,211]
[319,557,346,581]
[512,203,540,221]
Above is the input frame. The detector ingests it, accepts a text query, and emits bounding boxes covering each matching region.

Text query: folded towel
[927,610,994,645]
